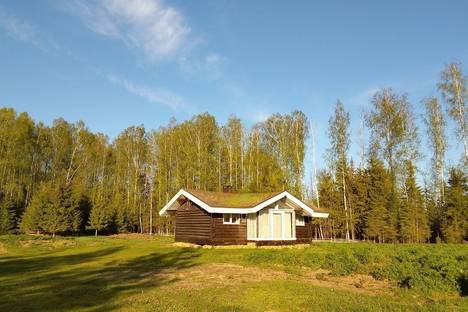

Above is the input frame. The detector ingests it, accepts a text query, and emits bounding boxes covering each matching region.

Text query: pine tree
[0,199,13,234]
[443,168,468,243]
[365,157,393,242]
[59,183,81,233]
[399,161,430,243]
[317,171,341,239]
[20,183,50,234]
[89,196,110,236]
[26,182,66,236]
[349,167,369,240]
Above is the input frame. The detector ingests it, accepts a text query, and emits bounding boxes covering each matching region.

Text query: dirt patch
[150,263,288,289]
[303,269,392,295]
[109,234,160,240]
[172,242,202,248]
[143,263,391,295]
[19,239,75,249]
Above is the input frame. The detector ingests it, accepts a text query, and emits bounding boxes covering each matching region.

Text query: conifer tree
[365,157,393,242]
[0,199,13,234]
[366,88,419,241]
[349,167,369,240]
[317,171,340,239]
[399,161,430,243]
[89,195,111,236]
[20,182,51,233]
[36,182,66,237]
[443,168,468,242]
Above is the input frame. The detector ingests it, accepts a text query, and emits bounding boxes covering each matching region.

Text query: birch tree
[327,101,352,240]
[366,88,419,241]
[438,61,468,165]
[423,97,447,202]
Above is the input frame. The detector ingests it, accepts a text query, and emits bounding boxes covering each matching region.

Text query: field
[0,235,467,312]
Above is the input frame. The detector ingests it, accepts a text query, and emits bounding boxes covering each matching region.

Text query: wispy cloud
[346,87,379,108]
[70,0,192,62]
[178,52,227,80]
[0,5,37,44]
[106,74,185,110]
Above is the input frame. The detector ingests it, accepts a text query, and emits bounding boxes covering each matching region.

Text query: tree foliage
[0,62,467,242]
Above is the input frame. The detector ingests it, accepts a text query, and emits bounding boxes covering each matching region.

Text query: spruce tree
[89,196,110,236]
[0,199,13,234]
[349,167,369,240]
[365,157,392,242]
[366,88,420,242]
[20,182,54,233]
[399,161,430,243]
[443,168,468,242]
[317,171,341,239]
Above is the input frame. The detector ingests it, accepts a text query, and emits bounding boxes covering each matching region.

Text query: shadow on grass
[0,247,201,311]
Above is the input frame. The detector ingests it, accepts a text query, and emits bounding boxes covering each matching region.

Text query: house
[159,188,329,245]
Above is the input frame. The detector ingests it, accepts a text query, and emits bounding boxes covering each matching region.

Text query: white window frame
[223,213,241,225]
[296,214,305,226]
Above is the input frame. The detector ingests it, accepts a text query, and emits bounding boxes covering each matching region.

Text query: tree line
[318,62,467,243]
[0,62,466,242]
[0,109,308,236]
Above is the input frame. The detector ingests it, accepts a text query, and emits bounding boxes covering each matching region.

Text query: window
[296,215,305,226]
[223,213,241,224]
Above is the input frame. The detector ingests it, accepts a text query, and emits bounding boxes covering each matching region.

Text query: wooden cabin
[159,188,329,245]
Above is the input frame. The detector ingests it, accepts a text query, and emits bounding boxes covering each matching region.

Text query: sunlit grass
[0,235,466,311]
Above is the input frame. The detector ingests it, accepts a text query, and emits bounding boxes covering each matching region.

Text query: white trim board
[159,189,329,218]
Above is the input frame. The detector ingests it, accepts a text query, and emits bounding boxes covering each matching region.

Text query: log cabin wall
[211,213,247,245]
[174,201,212,244]
[295,216,313,242]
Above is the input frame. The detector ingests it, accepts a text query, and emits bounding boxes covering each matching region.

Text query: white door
[272,213,282,240]
[258,210,270,238]
[247,213,257,239]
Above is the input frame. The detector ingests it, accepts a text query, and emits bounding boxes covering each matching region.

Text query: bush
[243,243,467,294]
[322,249,360,276]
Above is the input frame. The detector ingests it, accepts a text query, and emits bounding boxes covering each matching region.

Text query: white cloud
[107,74,184,110]
[71,0,192,62]
[0,6,38,44]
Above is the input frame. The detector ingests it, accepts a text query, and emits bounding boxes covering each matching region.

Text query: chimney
[223,185,233,193]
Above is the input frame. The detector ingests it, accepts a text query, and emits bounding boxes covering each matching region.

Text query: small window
[223,213,241,224]
[296,215,305,226]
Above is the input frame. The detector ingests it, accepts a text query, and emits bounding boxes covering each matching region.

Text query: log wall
[174,201,212,245]
[211,213,248,245]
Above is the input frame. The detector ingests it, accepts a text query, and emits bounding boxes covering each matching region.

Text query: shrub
[322,249,360,276]
[243,243,467,294]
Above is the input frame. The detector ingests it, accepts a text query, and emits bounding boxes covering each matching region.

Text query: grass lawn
[0,235,467,312]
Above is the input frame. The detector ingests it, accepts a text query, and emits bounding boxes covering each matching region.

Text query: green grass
[0,235,467,312]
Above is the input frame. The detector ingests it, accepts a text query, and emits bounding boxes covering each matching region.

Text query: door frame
[268,207,296,240]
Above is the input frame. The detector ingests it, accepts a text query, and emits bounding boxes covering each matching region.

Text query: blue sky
[1,0,467,182]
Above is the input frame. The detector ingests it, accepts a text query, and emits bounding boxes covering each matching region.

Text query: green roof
[184,189,283,208]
